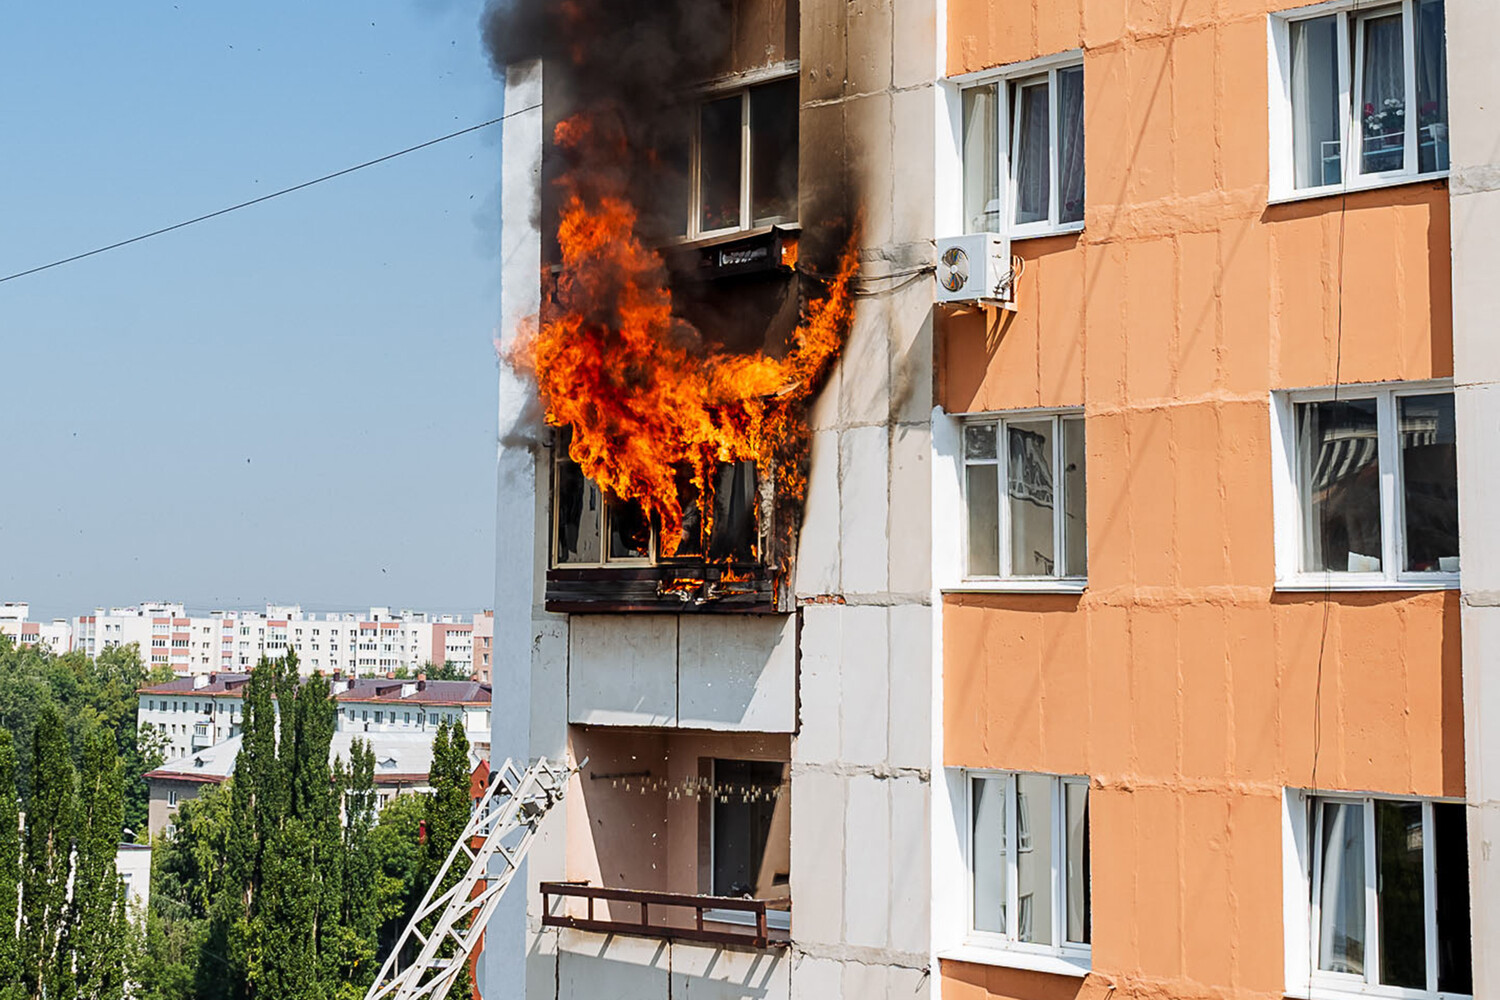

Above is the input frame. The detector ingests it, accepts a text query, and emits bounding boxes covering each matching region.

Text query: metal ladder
[365,756,575,1000]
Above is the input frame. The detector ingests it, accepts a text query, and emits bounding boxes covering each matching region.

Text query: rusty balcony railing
[539,881,790,949]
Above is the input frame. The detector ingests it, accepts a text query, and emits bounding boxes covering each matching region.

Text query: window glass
[1415,0,1448,173]
[966,424,1001,576]
[750,78,799,226]
[1008,420,1056,576]
[1013,81,1051,225]
[1057,67,1085,224]
[711,760,786,897]
[971,775,1007,934]
[1399,393,1458,572]
[1317,801,1367,976]
[1291,15,1342,187]
[1015,773,1053,945]
[1062,417,1087,578]
[1064,782,1090,944]
[607,500,651,561]
[707,462,759,562]
[1375,799,1426,989]
[1298,399,1382,573]
[555,457,603,564]
[963,84,1002,233]
[1433,802,1473,995]
[1359,13,1407,174]
[699,95,743,232]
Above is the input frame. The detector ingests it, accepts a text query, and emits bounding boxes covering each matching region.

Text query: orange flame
[512,113,857,560]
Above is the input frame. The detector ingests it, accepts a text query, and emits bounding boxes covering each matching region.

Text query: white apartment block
[77,603,482,677]
[137,672,492,762]
[0,602,71,655]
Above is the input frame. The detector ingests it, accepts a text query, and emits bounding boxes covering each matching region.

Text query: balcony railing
[540,881,789,949]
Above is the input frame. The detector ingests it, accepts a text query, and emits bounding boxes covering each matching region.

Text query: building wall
[938,2,1459,999]
[1446,1,1500,995]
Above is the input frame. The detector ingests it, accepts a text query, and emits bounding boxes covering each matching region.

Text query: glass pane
[607,500,651,561]
[1008,420,1056,576]
[699,95,743,232]
[1359,13,1407,174]
[1415,0,1448,173]
[962,84,1002,233]
[555,459,603,564]
[1062,417,1087,578]
[1291,15,1343,187]
[1298,399,1383,573]
[1318,800,1367,976]
[712,760,786,896]
[1015,774,1053,945]
[750,78,799,226]
[1013,81,1051,225]
[967,464,1001,577]
[965,422,998,460]
[1057,67,1085,224]
[1433,802,1473,995]
[1065,782,1090,944]
[1376,800,1426,989]
[1399,394,1458,572]
[971,776,1007,934]
[708,461,759,562]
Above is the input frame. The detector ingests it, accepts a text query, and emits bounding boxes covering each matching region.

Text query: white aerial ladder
[365,756,577,1000]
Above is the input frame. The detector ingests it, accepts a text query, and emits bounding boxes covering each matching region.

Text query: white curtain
[1291,15,1341,188]
[1057,68,1085,223]
[1318,802,1367,976]
[1012,82,1050,225]
[1360,14,1406,172]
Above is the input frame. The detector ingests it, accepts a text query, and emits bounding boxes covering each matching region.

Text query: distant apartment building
[473,610,493,684]
[78,602,484,677]
[143,729,483,838]
[0,602,70,655]
[137,672,492,762]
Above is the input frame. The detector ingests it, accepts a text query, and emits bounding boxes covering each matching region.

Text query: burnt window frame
[550,438,658,569]
[679,68,801,242]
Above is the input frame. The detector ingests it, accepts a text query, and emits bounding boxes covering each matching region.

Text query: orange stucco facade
[939,2,1458,999]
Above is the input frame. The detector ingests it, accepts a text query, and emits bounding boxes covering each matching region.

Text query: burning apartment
[484,0,937,996]
[483,0,1500,998]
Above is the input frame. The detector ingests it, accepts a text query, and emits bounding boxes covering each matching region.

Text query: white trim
[947,48,1085,86]
[941,580,1087,595]
[1266,170,1450,206]
[937,944,1091,978]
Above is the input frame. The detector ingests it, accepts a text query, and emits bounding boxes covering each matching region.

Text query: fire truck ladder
[365,756,576,1000]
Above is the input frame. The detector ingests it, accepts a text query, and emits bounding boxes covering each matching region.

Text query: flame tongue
[516,113,856,560]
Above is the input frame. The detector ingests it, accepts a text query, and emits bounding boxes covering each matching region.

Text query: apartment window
[707,759,790,930]
[670,75,798,240]
[963,412,1087,582]
[961,56,1084,237]
[1272,0,1447,196]
[966,771,1090,961]
[167,789,178,807]
[1276,384,1457,586]
[1306,795,1471,996]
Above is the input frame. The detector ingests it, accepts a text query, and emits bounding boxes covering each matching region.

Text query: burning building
[484,0,939,997]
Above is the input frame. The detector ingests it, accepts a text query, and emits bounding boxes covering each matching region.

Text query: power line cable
[0,104,541,285]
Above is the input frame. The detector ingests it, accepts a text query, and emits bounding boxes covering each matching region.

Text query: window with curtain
[967,771,1090,962]
[1278,1,1448,194]
[1308,795,1472,997]
[960,58,1085,236]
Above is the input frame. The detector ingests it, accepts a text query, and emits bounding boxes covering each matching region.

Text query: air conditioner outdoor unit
[934,233,1014,306]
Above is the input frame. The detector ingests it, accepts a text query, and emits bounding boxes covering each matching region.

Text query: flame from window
[510,113,856,559]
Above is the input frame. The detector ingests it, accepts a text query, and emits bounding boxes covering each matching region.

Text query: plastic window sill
[1267,170,1448,206]
[938,944,1091,978]
[1274,576,1459,593]
[943,580,1087,595]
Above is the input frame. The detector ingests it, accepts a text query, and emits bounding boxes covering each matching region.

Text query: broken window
[961,60,1085,237]
[675,76,799,240]
[1289,386,1457,581]
[963,412,1087,581]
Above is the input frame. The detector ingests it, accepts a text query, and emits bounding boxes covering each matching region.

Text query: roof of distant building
[137,672,490,707]
[144,730,476,787]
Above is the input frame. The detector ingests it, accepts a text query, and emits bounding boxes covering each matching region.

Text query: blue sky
[0,2,505,623]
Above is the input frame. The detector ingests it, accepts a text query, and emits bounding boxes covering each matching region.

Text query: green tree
[0,731,21,1000]
[68,726,128,1000]
[20,705,76,998]
[422,720,474,1000]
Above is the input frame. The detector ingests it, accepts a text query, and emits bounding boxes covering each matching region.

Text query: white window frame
[1282,788,1471,1000]
[961,770,1091,970]
[1268,0,1448,203]
[1270,379,1458,591]
[549,438,656,569]
[959,408,1087,591]
[953,50,1085,240]
[680,66,800,242]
